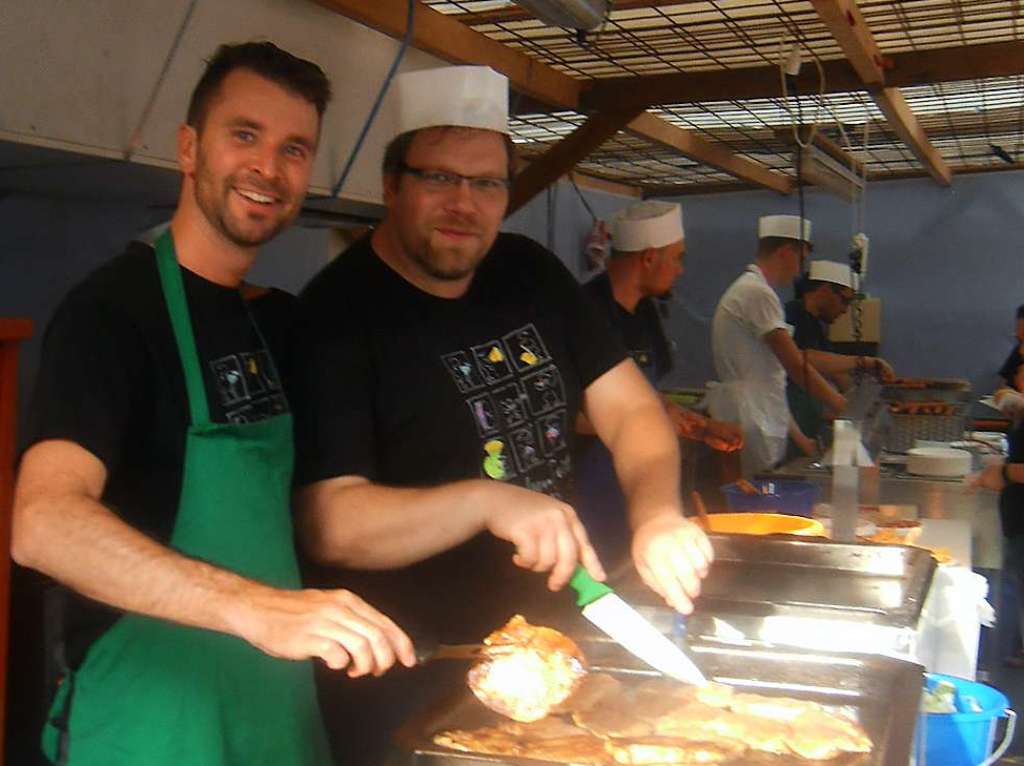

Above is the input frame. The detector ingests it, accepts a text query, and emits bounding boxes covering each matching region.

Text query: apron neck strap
[155,230,211,426]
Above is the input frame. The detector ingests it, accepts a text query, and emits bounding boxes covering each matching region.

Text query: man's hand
[994,387,1016,405]
[481,483,605,591]
[704,420,743,452]
[792,429,818,458]
[968,463,1006,492]
[870,357,895,382]
[234,586,417,676]
[662,400,705,441]
[631,513,713,614]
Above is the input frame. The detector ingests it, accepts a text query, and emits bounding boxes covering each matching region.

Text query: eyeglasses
[398,163,511,198]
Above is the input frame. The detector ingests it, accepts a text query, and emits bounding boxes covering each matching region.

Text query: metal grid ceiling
[441,0,1024,191]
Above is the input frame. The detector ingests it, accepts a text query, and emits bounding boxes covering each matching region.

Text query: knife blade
[569,566,708,686]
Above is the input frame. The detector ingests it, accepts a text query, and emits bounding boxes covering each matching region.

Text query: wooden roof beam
[583,40,1024,111]
[810,0,951,186]
[627,113,794,195]
[508,107,645,215]
[872,87,952,185]
[313,0,580,109]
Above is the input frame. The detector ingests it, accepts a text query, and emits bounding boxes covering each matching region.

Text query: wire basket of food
[883,402,969,454]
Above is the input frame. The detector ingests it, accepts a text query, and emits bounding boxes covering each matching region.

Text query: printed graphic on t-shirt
[503,325,551,371]
[442,350,485,393]
[441,323,569,499]
[210,350,285,423]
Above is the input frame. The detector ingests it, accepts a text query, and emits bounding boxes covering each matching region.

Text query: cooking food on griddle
[605,735,746,764]
[467,615,587,723]
[439,672,873,762]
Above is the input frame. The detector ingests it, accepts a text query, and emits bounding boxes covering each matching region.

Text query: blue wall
[659,170,1024,393]
[5,168,1024,435]
[505,170,1024,395]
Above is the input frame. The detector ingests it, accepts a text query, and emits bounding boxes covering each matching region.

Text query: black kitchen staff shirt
[292,232,626,641]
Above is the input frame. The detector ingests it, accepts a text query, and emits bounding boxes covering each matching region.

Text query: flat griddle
[394,641,924,766]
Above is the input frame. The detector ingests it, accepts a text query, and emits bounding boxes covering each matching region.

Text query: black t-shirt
[1002,419,1024,538]
[293,232,625,642]
[999,345,1023,387]
[785,298,831,442]
[785,298,831,354]
[582,271,672,383]
[22,241,296,665]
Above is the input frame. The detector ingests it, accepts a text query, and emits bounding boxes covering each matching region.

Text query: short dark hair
[758,236,809,259]
[382,128,517,182]
[1016,304,1024,320]
[186,41,331,129]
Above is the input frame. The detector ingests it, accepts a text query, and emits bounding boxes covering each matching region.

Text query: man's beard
[403,221,493,282]
[410,245,485,281]
[193,153,296,248]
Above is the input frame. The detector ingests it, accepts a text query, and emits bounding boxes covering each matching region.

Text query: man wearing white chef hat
[784,260,894,456]
[707,215,847,475]
[292,66,712,765]
[575,200,742,563]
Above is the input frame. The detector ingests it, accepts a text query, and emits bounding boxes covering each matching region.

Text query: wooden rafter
[810,0,951,186]
[312,0,580,109]
[627,114,794,195]
[583,40,1024,112]
[507,108,645,215]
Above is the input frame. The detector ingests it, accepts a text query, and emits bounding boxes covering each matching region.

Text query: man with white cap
[291,66,712,765]
[785,261,894,453]
[708,215,847,476]
[575,200,742,562]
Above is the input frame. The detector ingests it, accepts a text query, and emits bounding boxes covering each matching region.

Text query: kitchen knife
[569,566,708,686]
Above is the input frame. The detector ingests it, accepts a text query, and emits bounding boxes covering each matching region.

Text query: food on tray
[864,518,923,545]
[604,735,745,764]
[439,672,873,762]
[877,518,922,528]
[887,401,957,416]
[916,544,955,565]
[467,615,587,722]
[551,671,625,716]
[434,718,609,765]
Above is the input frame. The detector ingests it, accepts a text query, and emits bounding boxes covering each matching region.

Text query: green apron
[42,231,331,766]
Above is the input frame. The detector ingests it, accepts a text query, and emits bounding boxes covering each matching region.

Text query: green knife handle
[569,565,612,608]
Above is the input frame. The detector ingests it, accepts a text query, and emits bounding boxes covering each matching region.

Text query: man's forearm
[297,478,492,568]
[13,492,272,639]
[607,401,683,529]
[804,349,856,377]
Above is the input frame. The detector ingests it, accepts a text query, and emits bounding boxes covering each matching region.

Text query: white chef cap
[392,66,509,138]
[758,214,812,243]
[611,201,684,252]
[808,260,858,291]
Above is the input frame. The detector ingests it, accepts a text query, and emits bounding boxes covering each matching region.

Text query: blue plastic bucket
[916,673,1016,766]
[720,479,819,518]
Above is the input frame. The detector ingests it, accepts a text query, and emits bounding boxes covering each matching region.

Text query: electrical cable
[569,174,598,223]
[328,0,415,199]
[124,0,199,161]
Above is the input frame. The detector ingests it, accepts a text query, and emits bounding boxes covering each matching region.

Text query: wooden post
[0,317,33,766]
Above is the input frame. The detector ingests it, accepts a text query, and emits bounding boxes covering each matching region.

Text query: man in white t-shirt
[708,215,846,476]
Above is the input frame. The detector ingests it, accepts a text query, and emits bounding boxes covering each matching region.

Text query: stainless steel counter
[766,456,1003,570]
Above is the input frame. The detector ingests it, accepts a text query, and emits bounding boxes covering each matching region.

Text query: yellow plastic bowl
[705,512,826,537]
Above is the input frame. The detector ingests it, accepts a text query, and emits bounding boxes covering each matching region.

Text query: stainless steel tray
[617,534,937,628]
[395,642,924,766]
